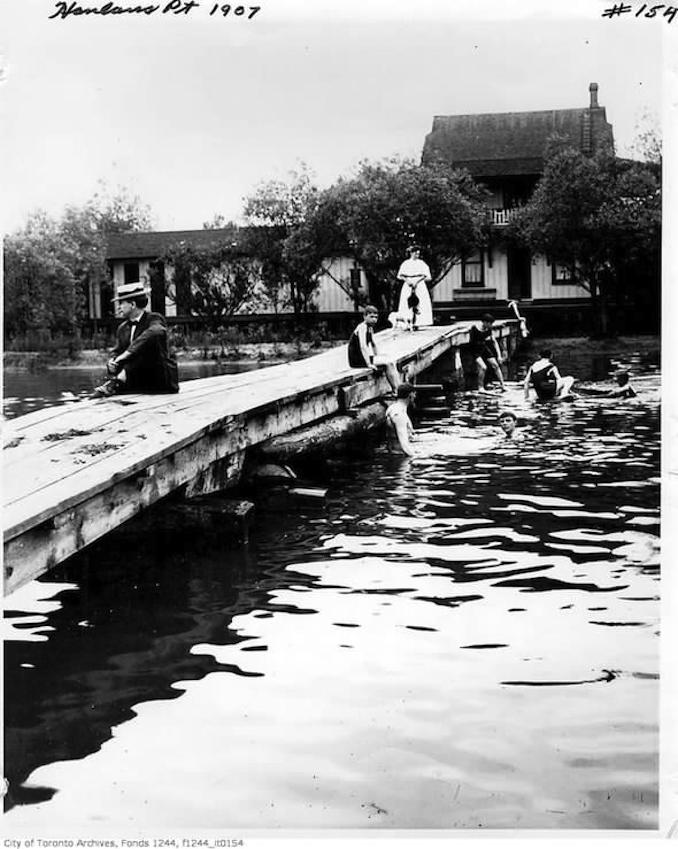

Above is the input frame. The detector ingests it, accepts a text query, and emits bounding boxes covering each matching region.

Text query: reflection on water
[3,353,660,830]
[2,360,266,419]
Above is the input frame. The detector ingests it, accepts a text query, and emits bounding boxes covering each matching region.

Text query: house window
[349,267,362,291]
[123,261,140,285]
[462,251,484,287]
[551,261,573,285]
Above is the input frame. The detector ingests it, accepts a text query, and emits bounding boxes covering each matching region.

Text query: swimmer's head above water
[498,410,517,437]
[396,382,416,401]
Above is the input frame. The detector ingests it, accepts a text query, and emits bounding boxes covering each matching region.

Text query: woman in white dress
[396,245,433,328]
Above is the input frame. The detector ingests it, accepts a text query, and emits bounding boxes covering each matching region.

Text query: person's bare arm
[523,367,532,400]
[389,412,414,456]
[357,324,373,367]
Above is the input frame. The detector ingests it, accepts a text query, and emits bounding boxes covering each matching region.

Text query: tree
[202,214,238,230]
[62,185,154,320]
[630,112,662,171]
[162,241,261,331]
[4,212,80,339]
[509,144,661,335]
[243,165,325,314]
[4,185,153,342]
[312,157,488,312]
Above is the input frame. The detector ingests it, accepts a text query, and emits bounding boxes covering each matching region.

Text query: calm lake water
[3,345,661,830]
[2,360,267,420]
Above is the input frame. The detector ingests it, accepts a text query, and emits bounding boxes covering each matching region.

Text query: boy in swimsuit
[608,371,637,398]
[524,349,574,402]
[469,313,506,392]
[385,382,417,456]
[348,304,400,392]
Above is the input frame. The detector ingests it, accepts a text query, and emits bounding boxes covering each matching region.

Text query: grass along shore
[3,334,660,372]
[3,340,343,371]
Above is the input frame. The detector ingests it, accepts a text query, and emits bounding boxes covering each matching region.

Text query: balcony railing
[490,208,521,225]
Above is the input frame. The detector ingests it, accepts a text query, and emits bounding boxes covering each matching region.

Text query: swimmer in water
[497,410,523,441]
[524,349,575,402]
[608,371,637,398]
[578,370,638,399]
[386,382,417,456]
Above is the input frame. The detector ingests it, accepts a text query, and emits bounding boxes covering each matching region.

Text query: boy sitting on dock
[92,282,179,398]
[386,383,417,456]
[469,313,506,392]
[348,304,400,392]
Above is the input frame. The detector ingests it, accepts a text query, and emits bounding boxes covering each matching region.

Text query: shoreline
[2,340,344,371]
[3,334,661,372]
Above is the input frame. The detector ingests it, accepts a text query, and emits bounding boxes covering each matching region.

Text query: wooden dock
[3,320,519,595]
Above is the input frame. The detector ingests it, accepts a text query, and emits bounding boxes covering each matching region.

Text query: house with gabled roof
[95,83,615,329]
[423,83,614,312]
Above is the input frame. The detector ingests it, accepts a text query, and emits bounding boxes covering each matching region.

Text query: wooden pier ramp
[3,320,518,594]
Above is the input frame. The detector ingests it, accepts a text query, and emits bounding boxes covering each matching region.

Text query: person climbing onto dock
[92,282,179,398]
[469,313,506,393]
[347,304,401,392]
[523,348,574,403]
[386,383,417,456]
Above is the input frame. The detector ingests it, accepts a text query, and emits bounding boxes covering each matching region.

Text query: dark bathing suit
[469,325,497,363]
[348,324,373,368]
[531,363,558,400]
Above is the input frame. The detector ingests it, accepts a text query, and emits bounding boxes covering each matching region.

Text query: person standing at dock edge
[92,282,179,397]
[348,304,401,392]
[396,244,433,329]
[469,313,506,392]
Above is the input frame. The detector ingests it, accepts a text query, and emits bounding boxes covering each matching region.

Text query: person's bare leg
[487,358,506,390]
[476,357,487,391]
[557,375,575,398]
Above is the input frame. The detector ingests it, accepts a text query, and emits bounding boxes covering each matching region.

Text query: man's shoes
[92,379,122,398]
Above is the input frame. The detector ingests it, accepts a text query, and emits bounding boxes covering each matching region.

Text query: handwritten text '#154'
[48,1,262,19]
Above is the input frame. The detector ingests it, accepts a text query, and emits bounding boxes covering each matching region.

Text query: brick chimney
[589,82,599,109]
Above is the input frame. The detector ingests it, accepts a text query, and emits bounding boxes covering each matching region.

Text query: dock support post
[167,497,255,544]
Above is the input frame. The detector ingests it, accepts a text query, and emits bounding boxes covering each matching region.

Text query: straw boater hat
[111,282,150,302]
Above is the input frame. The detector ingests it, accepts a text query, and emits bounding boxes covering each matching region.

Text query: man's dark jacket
[111,311,179,393]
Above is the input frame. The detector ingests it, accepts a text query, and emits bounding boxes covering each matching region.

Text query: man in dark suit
[92,282,179,397]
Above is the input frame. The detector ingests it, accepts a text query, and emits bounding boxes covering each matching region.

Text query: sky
[1,0,670,234]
